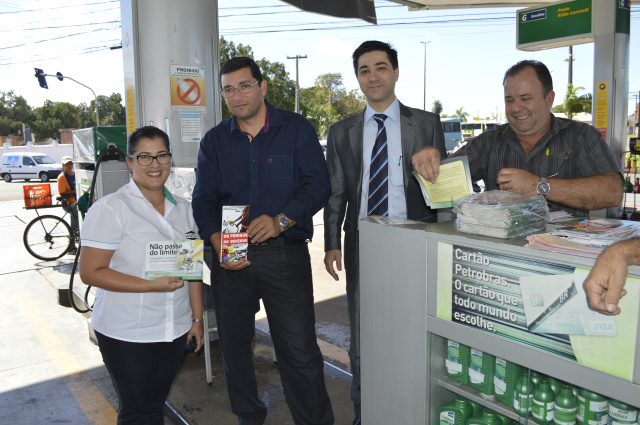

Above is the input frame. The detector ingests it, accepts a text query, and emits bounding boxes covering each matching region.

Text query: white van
[0,152,62,182]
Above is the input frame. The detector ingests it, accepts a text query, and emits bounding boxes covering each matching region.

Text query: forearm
[79,265,157,292]
[546,172,623,210]
[188,281,204,319]
[606,237,640,267]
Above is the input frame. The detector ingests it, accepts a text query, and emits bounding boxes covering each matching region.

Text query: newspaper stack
[453,190,549,238]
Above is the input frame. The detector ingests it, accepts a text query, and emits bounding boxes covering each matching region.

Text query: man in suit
[323,40,446,425]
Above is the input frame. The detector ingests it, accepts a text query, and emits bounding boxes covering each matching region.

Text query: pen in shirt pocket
[398,154,403,166]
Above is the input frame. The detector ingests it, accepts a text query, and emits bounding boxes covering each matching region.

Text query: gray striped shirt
[453,114,622,217]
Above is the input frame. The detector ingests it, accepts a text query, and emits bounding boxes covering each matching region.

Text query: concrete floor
[0,199,355,425]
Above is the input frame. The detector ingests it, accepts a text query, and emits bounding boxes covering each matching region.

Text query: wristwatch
[277,213,291,232]
[536,177,551,197]
[192,317,204,323]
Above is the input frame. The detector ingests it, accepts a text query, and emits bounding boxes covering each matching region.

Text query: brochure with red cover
[221,205,249,262]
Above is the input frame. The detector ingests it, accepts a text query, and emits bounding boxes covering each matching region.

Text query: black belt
[248,237,307,246]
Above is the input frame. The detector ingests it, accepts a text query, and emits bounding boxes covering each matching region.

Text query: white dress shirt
[359,97,407,220]
[81,180,199,343]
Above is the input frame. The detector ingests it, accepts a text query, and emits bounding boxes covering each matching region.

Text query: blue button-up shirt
[192,101,330,242]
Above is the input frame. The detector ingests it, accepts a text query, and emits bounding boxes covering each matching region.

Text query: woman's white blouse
[81,180,199,343]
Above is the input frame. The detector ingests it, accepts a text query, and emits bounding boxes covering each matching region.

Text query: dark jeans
[63,204,79,246]
[211,238,334,425]
[95,331,187,425]
[346,270,360,419]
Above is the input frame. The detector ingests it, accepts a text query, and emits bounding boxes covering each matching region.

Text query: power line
[0,26,120,50]
[0,20,119,33]
[0,0,118,14]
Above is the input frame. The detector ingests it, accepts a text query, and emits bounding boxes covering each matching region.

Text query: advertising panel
[436,242,638,380]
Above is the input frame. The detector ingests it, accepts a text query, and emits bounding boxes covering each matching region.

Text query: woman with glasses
[79,126,204,425]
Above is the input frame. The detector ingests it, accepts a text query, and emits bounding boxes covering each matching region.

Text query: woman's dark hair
[219,57,263,85]
[352,41,399,75]
[127,126,170,157]
[503,60,553,97]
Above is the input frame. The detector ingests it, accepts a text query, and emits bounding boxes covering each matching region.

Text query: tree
[454,107,469,122]
[556,84,592,119]
[31,101,83,140]
[432,100,443,115]
[0,91,32,136]
[300,72,366,138]
[85,93,126,127]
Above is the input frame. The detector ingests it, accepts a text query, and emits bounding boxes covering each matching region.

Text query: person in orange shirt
[57,156,78,254]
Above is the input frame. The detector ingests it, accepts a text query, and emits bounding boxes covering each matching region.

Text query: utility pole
[563,46,575,86]
[420,41,430,110]
[287,54,307,114]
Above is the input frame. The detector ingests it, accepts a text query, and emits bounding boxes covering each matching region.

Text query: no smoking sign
[170,65,206,111]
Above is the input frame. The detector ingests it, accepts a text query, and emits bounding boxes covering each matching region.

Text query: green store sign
[517,0,630,51]
[517,0,593,51]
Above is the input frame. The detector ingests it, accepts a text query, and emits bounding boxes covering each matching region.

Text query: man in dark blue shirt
[192,57,334,425]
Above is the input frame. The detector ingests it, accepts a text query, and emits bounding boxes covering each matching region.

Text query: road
[0,179,51,202]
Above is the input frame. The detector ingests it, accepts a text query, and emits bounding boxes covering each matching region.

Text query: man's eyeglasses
[129,153,172,166]
[220,80,260,98]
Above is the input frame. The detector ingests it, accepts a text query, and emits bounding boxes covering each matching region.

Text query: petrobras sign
[521,9,546,22]
[517,0,593,51]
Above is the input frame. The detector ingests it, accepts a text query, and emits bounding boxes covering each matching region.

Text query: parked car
[0,152,62,182]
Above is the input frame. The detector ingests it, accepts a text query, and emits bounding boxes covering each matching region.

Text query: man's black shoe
[352,418,361,425]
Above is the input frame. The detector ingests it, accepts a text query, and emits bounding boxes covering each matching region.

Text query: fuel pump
[68,127,130,313]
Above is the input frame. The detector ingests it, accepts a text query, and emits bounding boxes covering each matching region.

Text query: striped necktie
[368,114,389,216]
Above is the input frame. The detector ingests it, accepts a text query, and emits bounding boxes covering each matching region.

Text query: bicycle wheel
[23,215,73,261]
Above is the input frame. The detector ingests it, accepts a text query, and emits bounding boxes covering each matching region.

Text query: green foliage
[0,91,31,136]
[454,107,469,122]
[432,99,443,115]
[256,58,295,112]
[88,93,126,126]
[31,100,83,140]
[555,84,592,119]
[300,72,366,138]
[0,89,126,141]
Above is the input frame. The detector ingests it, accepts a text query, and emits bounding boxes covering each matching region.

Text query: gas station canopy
[386,0,640,9]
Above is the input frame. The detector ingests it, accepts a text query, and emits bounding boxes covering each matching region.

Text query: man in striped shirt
[412,60,622,217]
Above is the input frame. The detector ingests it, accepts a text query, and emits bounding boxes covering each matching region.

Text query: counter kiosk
[359,218,640,425]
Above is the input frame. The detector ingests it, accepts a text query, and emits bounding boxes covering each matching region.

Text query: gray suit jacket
[323,102,447,273]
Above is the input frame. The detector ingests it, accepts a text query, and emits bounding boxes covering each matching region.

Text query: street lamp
[420,41,431,111]
[34,68,100,126]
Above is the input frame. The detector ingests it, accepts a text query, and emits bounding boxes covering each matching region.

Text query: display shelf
[437,376,530,424]
[427,317,640,406]
[360,219,640,425]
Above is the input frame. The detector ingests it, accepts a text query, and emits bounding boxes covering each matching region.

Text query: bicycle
[23,196,79,261]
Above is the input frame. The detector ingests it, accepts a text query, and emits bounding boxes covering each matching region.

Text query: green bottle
[547,377,562,397]
[467,399,484,417]
[533,380,555,424]
[439,396,473,425]
[494,357,521,407]
[553,384,577,425]
[576,388,608,425]
[608,399,638,425]
[530,370,544,389]
[467,409,501,425]
[514,374,534,417]
[469,348,496,396]
[495,411,515,425]
[446,340,470,384]
[625,176,634,193]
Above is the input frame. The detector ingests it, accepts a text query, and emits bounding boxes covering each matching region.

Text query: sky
[1,0,639,121]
